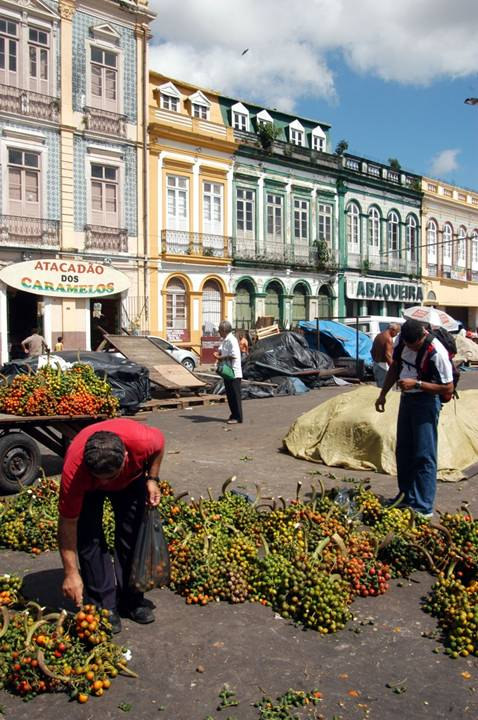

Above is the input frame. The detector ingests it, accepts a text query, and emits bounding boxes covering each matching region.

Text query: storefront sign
[346,278,424,302]
[167,328,190,343]
[0,259,130,298]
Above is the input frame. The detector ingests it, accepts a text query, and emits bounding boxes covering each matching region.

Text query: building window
[28,27,49,93]
[192,103,207,119]
[346,202,360,251]
[368,207,381,255]
[471,231,478,268]
[318,203,332,245]
[266,193,283,241]
[233,112,248,131]
[90,46,118,112]
[457,226,467,266]
[202,279,222,335]
[0,17,18,86]
[166,277,187,334]
[442,223,453,265]
[312,135,324,151]
[387,211,399,253]
[8,148,40,217]
[203,181,223,235]
[294,198,309,242]
[406,215,417,261]
[167,175,188,231]
[290,128,304,146]
[426,220,438,263]
[161,93,179,112]
[91,164,119,227]
[236,188,255,239]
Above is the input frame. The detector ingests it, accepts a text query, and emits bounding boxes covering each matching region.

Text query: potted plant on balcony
[313,238,332,272]
[257,122,281,152]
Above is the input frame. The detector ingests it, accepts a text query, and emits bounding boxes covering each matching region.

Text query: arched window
[346,202,360,252]
[265,281,283,326]
[457,226,467,266]
[235,280,255,330]
[318,284,331,319]
[442,223,453,265]
[368,207,380,256]
[387,211,399,253]
[406,215,418,262]
[426,219,438,263]
[202,279,222,335]
[166,277,187,337]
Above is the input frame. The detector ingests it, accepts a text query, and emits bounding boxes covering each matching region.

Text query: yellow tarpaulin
[283,386,478,481]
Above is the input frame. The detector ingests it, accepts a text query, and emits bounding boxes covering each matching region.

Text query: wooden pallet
[256,324,280,340]
[133,394,227,412]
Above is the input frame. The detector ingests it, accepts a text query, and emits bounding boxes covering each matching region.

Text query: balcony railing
[0,214,59,247]
[348,252,418,275]
[84,107,127,137]
[0,84,59,121]
[232,238,337,270]
[161,229,231,258]
[85,225,128,253]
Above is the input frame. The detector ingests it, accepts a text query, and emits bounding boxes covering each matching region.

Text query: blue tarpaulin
[298,320,373,366]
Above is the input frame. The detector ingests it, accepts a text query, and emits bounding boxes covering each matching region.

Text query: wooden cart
[0,412,108,495]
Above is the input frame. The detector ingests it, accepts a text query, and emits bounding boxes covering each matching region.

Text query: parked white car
[146,336,198,371]
[343,316,404,340]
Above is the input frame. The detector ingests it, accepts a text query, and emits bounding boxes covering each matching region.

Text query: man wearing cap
[58,418,165,633]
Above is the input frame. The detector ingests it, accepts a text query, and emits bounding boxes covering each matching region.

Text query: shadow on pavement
[179,414,227,423]
[22,568,77,612]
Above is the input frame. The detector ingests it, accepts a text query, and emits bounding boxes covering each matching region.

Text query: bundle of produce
[0,363,119,417]
[0,474,115,554]
[0,594,136,702]
[0,575,22,607]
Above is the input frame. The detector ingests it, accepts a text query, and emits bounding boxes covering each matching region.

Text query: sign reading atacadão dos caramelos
[0,259,130,299]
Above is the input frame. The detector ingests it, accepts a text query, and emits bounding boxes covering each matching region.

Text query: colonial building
[422,177,478,330]
[339,154,423,318]
[219,95,339,329]
[0,0,154,362]
[148,72,238,352]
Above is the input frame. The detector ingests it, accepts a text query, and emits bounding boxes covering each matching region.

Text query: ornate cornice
[59,1,76,21]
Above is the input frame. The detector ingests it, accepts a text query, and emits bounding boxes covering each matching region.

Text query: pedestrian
[375,319,453,518]
[371,323,401,387]
[238,330,249,362]
[58,418,165,633]
[54,336,64,352]
[21,328,48,357]
[214,320,243,424]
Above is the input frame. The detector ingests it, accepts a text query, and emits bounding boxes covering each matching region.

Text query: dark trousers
[77,477,146,611]
[396,393,441,515]
[224,377,243,422]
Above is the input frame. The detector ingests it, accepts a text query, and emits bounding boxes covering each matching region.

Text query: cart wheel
[0,433,41,495]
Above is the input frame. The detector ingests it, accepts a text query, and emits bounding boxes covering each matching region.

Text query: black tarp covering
[242,332,333,387]
[0,352,151,413]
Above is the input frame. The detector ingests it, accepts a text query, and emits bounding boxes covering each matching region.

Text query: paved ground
[2,371,478,719]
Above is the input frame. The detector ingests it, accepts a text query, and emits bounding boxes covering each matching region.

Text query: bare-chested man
[371,323,401,387]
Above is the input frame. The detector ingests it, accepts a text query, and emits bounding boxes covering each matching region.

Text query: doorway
[90,296,121,350]
[7,289,42,360]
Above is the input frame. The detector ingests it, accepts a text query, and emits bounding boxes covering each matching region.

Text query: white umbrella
[402,305,459,331]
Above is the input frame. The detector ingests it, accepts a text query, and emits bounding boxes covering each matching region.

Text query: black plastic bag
[129,507,170,592]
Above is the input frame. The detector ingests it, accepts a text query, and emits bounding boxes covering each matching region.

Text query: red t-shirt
[59,418,165,519]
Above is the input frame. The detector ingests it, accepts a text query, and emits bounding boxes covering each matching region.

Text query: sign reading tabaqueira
[346,278,424,302]
[0,259,130,299]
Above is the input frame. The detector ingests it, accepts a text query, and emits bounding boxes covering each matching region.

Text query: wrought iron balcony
[161,229,232,258]
[84,107,127,137]
[232,237,336,270]
[85,225,128,253]
[0,214,59,247]
[0,84,59,122]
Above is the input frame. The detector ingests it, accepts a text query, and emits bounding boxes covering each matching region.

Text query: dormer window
[312,125,326,152]
[231,102,249,132]
[289,120,305,147]
[256,109,273,126]
[189,90,210,120]
[159,81,181,113]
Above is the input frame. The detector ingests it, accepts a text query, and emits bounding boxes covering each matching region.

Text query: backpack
[396,328,460,403]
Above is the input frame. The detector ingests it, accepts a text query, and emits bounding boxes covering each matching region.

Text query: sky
[148,0,478,191]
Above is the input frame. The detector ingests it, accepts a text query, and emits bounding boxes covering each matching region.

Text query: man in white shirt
[375,319,453,518]
[214,320,243,424]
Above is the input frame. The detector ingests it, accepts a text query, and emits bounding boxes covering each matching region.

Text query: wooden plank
[104,335,205,391]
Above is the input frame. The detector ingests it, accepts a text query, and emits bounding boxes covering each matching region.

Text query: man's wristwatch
[414,380,423,390]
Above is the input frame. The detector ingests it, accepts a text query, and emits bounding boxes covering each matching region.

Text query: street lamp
[464,98,478,105]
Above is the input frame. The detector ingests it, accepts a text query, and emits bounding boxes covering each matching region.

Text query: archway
[166,276,188,341]
[235,279,255,330]
[265,281,283,326]
[292,283,308,323]
[318,284,332,319]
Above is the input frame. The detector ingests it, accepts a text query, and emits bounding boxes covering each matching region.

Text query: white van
[343,316,404,340]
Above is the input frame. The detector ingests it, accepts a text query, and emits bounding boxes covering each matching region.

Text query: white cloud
[148,0,478,110]
[430,149,460,177]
